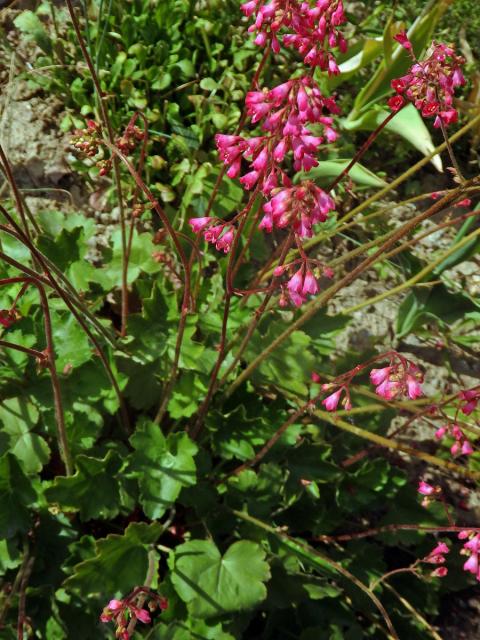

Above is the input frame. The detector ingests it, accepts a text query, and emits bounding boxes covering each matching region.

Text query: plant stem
[0,143,39,238]
[65,0,129,336]
[326,109,400,193]
[0,207,130,433]
[315,408,480,481]
[190,192,258,438]
[229,392,322,477]
[126,548,157,636]
[226,180,477,396]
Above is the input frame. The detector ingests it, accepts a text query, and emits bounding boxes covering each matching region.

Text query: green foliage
[65,522,162,595]
[0,0,478,638]
[129,421,198,519]
[169,539,270,618]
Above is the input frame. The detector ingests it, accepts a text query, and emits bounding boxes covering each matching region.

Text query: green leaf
[129,421,198,519]
[344,105,442,171]
[0,453,36,539]
[299,160,387,188]
[45,451,123,520]
[14,10,52,55]
[152,620,235,640]
[65,522,162,595]
[245,324,316,396]
[0,397,50,474]
[396,283,478,338]
[52,313,93,371]
[169,539,270,618]
[94,231,162,289]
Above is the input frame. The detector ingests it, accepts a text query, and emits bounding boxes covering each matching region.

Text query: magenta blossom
[389,41,465,128]
[242,0,348,73]
[370,359,423,401]
[322,388,343,412]
[418,480,435,496]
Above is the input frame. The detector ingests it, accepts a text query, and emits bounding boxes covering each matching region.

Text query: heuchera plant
[1,1,480,638]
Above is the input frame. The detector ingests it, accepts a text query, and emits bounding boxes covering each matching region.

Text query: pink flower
[418,481,435,496]
[322,388,342,412]
[369,366,391,386]
[394,31,412,50]
[431,567,448,577]
[390,41,465,127]
[431,542,449,556]
[388,95,405,111]
[462,440,474,456]
[204,225,224,243]
[375,378,400,400]
[240,170,260,190]
[302,270,318,295]
[134,608,151,624]
[435,426,447,440]
[215,228,234,253]
[463,553,479,575]
[107,599,123,611]
[189,217,213,233]
[311,372,321,383]
[406,375,423,400]
[287,268,304,294]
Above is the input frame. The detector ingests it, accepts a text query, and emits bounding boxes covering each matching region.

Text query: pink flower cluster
[460,531,480,581]
[318,353,425,413]
[416,486,480,582]
[389,36,465,127]
[275,259,333,306]
[459,388,480,415]
[260,181,334,237]
[188,217,235,253]
[100,593,168,639]
[241,0,347,73]
[435,423,473,457]
[424,541,449,578]
[216,76,339,195]
[100,599,151,639]
[190,75,339,280]
[370,359,423,401]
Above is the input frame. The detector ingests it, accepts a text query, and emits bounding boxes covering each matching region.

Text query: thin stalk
[342,225,480,315]
[315,409,480,481]
[338,112,480,226]
[0,144,39,238]
[0,340,46,360]
[0,232,118,348]
[0,208,129,432]
[190,192,258,438]
[100,141,193,424]
[218,232,294,387]
[126,548,157,636]
[229,391,322,477]
[16,543,34,640]
[326,109,401,193]
[65,0,129,336]
[0,276,72,475]
[384,584,443,640]
[264,186,480,280]
[319,524,480,543]
[226,181,477,396]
